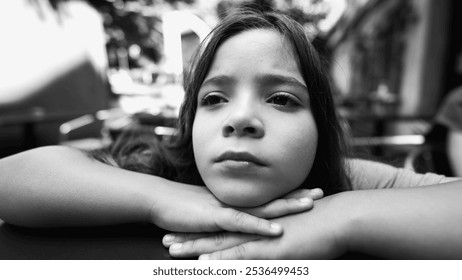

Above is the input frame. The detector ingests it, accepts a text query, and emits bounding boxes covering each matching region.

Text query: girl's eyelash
[200,93,227,106]
[198,92,301,108]
[267,92,301,107]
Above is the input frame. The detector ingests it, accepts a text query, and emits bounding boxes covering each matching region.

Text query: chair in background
[351,134,425,167]
[58,108,129,151]
[58,109,177,151]
[404,144,454,176]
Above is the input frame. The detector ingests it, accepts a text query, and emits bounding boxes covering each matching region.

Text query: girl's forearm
[338,180,462,259]
[0,146,307,236]
[0,146,158,227]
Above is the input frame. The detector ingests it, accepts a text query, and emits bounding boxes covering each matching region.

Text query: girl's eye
[200,94,227,106]
[267,93,299,107]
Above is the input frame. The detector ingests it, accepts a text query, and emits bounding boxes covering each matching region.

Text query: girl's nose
[222,104,265,138]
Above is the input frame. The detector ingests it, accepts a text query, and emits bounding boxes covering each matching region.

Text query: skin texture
[193,29,318,207]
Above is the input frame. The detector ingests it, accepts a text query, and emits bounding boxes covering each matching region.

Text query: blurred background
[1,0,461,174]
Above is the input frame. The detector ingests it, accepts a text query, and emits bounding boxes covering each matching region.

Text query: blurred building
[327,0,461,125]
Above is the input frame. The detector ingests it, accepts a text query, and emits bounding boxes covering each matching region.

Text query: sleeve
[347,158,447,190]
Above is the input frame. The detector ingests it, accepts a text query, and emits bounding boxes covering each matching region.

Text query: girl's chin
[203,177,296,207]
[217,194,269,207]
[211,188,275,207]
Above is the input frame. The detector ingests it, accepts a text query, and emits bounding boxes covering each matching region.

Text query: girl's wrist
[328,191,363,255]
[137,175,171,225]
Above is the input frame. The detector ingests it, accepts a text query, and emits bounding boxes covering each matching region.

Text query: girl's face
[192,29,318,207]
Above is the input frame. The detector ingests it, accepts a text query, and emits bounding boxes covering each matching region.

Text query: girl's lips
[215,151,267,166]
[218,159,258,169]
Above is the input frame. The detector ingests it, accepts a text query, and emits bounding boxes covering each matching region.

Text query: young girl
[1,9,461,259]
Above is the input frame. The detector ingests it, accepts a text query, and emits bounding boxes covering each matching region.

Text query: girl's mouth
[215,151,267,166]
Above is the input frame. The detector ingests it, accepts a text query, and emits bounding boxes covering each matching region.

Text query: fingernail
[270,223,282,233]
[199,254,210,260]
[170,243,183,251]
[163,234,175,244]
[311,188,323,195]
[298,197,311,204]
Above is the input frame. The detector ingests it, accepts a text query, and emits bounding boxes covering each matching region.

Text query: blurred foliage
[83,0,329,69]
[217,0,275,18]
[86,0,195,68]
[216,0,331,56]
[216,0,329,29]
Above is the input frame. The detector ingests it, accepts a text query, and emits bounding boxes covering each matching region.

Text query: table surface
[0,219,374,260]
[0,219,172,260]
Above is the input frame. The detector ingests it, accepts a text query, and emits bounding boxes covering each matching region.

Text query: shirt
[348,158,447,190]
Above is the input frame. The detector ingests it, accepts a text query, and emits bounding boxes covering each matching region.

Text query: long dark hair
[98,9,351,195]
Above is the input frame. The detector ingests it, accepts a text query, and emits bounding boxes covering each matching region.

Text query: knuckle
[215,251,224,260]
[181,240,193,251]
[255,216,263,230]
[176,232,188,240]
[184,239,199,254]
[214,232,226,246]
[232,210,248,225]
[234,244,248,259]
[183,240,201,255]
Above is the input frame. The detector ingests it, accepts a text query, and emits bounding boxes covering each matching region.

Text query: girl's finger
[198,242,265,260]
[282,188,324,200]
[241,197,314,218]
[241,188,324,219]
[168,233,258,258]
[309,188,324,200]
[215,209,283,236]
[163,232,212,247]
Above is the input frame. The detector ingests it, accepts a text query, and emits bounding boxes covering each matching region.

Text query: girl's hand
[240,187,323,218]
[162,195,348,259]
[150,180,323,237]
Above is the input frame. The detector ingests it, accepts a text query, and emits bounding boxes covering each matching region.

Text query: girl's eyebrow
[256,73,308,91]
[201,74,307,91]
[201,75,235,88]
